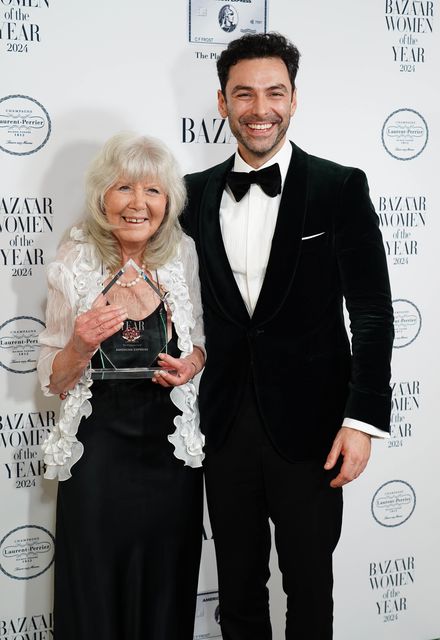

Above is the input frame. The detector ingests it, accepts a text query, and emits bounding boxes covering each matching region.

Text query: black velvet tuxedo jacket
[182,142,394,462]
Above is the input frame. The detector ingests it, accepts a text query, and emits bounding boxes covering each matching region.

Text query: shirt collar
[232,138,292,187]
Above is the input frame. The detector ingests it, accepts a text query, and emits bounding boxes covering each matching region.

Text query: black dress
[54,305,203,640]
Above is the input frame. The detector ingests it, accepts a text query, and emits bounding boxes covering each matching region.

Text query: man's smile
[246,123,275,131]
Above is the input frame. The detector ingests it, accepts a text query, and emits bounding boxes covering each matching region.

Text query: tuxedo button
[248,328,265,338]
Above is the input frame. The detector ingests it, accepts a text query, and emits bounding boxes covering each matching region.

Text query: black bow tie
[226,163,282,202]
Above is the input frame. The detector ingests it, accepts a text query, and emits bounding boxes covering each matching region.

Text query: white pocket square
[301,232,326,241]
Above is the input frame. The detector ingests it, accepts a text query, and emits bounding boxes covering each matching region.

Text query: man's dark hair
[217,32,300,94]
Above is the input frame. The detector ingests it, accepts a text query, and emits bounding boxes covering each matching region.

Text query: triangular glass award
[89,260,173,380]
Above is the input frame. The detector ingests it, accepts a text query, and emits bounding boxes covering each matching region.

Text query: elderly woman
[38,133,205,640]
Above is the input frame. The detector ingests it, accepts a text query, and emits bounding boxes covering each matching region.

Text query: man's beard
[230,119,289,158]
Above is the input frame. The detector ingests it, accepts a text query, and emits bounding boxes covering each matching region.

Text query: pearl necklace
[113,264,146,288]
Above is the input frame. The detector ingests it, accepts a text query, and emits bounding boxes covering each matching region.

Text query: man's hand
[324,427,371,488]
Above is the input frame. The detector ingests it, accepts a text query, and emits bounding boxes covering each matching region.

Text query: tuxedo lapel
[198,155,251,326]
[252,143,310,325]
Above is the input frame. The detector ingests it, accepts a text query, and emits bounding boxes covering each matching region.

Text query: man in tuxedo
[182,32,393,639]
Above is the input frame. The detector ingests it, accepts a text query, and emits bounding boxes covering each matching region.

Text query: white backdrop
[1,1,439,638]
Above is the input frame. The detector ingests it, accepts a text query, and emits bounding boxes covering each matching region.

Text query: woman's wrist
[187,346,205,377]
[49,340,94,394]
[189,361,197,376]
[67,338,95,367]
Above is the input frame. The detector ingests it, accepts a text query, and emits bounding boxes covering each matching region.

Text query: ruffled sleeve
[178,234,206,357]
[157,233,206,468]
[37,241,79,396]
[38,231,102,480]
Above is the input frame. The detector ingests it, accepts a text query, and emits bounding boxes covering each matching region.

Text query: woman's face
[103,177,168,251]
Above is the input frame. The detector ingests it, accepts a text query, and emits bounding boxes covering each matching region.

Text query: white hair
[84,132,185,271]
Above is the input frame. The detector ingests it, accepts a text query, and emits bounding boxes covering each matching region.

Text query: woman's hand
[50,295,127,396]
[152,347,205,388]
[72,295,127,357]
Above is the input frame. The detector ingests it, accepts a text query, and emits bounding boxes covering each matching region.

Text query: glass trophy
[89,260,173,380]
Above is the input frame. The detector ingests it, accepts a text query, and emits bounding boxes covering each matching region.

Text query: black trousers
[204,382,343,640]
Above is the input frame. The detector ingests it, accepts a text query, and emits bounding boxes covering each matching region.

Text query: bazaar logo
[181,116,235,144]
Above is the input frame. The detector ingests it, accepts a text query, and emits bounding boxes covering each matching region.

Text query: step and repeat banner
[1,1,439,639]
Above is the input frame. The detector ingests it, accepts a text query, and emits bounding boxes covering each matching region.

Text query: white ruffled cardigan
[38,227,206,481]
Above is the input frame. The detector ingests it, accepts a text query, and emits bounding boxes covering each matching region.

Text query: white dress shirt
[219,139,388,439]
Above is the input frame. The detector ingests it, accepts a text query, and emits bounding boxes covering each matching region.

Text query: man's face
[218,56,297,168]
